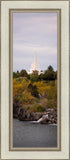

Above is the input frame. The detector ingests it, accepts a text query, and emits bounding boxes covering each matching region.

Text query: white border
[1,1,69,159]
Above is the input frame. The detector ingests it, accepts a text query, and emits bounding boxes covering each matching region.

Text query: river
[13,118,57,148]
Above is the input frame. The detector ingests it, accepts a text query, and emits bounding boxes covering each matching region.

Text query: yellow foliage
[22,90,33,103]
[13,77,57,108]
[33,81,50,94]
[13,78,34,104]
[13,78,28,97]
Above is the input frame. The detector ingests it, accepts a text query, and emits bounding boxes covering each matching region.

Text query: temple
[30,51,40,74]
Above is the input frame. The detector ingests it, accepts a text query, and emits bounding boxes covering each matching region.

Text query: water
[13,119,57,148]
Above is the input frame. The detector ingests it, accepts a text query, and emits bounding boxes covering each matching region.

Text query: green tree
[32,70,39,75]
[16,71,20,78]
[13,71,20,78]
[44,69,55,80]
[13,72,17,78]
[54,71,57,80]
[30,73,39,82]
[48,65,54,72]
[39,73,44,80]
[20,69,29,79]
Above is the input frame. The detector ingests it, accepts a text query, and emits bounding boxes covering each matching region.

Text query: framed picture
[0,0,70,160]
[12,9,59,150]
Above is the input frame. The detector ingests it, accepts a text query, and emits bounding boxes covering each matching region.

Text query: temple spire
[30,51,40,74]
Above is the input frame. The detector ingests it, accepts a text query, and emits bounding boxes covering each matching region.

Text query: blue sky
[13,12,57,72]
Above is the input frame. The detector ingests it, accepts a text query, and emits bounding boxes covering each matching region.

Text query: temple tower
[30,51,40,74]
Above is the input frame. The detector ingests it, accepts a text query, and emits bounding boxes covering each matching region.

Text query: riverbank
[13,107,57,124]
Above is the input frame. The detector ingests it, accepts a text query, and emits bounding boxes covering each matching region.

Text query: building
[29,51,40,74]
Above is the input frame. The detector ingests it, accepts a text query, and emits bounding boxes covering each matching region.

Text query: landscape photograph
[13,12,57,148]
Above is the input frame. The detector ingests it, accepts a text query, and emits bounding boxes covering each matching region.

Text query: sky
[13,12,57,72]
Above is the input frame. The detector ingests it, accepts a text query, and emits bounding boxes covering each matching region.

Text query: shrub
[30,103,44,112]
[47,99,57,109]
[28,83,39,97]
[37,105,44,112]
[13,74,57,111]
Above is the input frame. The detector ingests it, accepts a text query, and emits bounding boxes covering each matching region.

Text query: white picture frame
[0,0,70,160]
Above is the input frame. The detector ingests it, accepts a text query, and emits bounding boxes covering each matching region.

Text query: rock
[17,107,57,124]
[13,106,19,118]
[34,113,42,121]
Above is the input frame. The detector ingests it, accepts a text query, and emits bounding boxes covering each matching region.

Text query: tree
[13,72,17,78]
[39,73,44,80]
[44,69,55,80]
[20,69,29,78]
[32,85,39,97]
[32,70,39,75]
[30,72,39,82]
[28,83,39,97]
[48,65,54,72]
[54,71,57,80]
[13,71,20,78]
[16,71,20,78]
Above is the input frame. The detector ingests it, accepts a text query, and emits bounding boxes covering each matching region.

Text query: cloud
[13,42,57,56]
[13,12,57,72]
[13,12,57,41]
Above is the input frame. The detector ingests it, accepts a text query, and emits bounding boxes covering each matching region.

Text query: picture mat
[1,1,69,159]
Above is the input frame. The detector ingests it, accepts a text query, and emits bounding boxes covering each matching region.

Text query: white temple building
[29,51,40,74]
